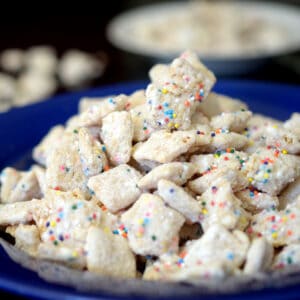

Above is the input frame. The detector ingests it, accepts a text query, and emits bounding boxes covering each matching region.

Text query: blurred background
[0,0,299,112]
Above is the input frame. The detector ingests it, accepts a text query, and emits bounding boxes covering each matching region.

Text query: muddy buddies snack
[0,50,300,288]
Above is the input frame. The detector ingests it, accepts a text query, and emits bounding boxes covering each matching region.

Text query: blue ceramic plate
[0,80,300,300]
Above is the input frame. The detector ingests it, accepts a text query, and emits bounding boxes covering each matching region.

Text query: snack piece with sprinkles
[0,190,103,269]
[203,131,249,152]
[133,130,196,164]
[183,224,249,272]
[190,149,248,175]
[100,111,133,165]
[243,237,274,275]
[146,50,216,130]
[0,167,42,203]
[198,92,248,118]
[121,193,185,256]
[279,177,300,209]
[263,125,300,154]
[195,179,250,231]
[157,179,202,223]
[143,253,182,281]
[186,125,212,153]
[79,95,116,113]
[249,202,300,247]
[85,226,136,278]
[236,188,279,213]
[273,243,300,270]
[32,125,65,166]
[125,89,146,110]
[130,104,155,142]
[284,113,300,138]
[143,253,226,282]
[78,127,108,177]
[188,168,248,194]
[210,110,252,133]
[243,147,300,196]
[87,164,142,213]
[138,162,197,190]
[243,114,283,153]
[75,94,128,127]
[45,133,88,194]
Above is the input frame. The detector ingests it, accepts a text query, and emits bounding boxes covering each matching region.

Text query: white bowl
[107,1,300,76]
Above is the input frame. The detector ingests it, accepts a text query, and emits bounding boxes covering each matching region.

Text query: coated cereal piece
[87,164,142,213]
[284,113,300,137]
[243,114,283,153]
[150,50,215,99]
[0,167,21,202]
[79,95,115,113]
[199,92,248,118]
[0,167,41,203]
[6,224,40,257]
[34,191,102,269]
[45,134,87,193]
[9,169,41,203]
[210,110,252,133]
[85,226,136,278]
[279,177,300,209]
[273,243,300,270]
[166,262,227,282]
[143,253,182,281]
[78,127,108,177]
[190,149,248,175]
[243,147,300,196]
[189,154,215,174]
[196,179,250,231]
[157,179,201,223]
[143,256,226,282]
[121,193,185,256]
[190,107,210,125]
[64,114,81,130]
[0,199,39,225]
[138,162,197,190]
[146,51,215,130]
[125,89,146,110]
[101,111,133,165]
[37,191,102,267]
[249,203,300,247]
[145,83,196,130]
[187,126,212,153]
[188,169,248,194]
[243,238,274,275]
[204,130,249,152]
[77,94,127,127]
[32,165,47,196]
[133,130,196,164]
[32,125,65,166]
[236,188,279,213]
[263,126,300,154]
[130,104,154,142]
[37,243,86,269]
[183,224,249,271]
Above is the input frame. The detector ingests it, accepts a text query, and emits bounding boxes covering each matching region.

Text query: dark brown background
[0,0,300,86]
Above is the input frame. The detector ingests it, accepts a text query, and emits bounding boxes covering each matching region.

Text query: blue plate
[0,80,299,300]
